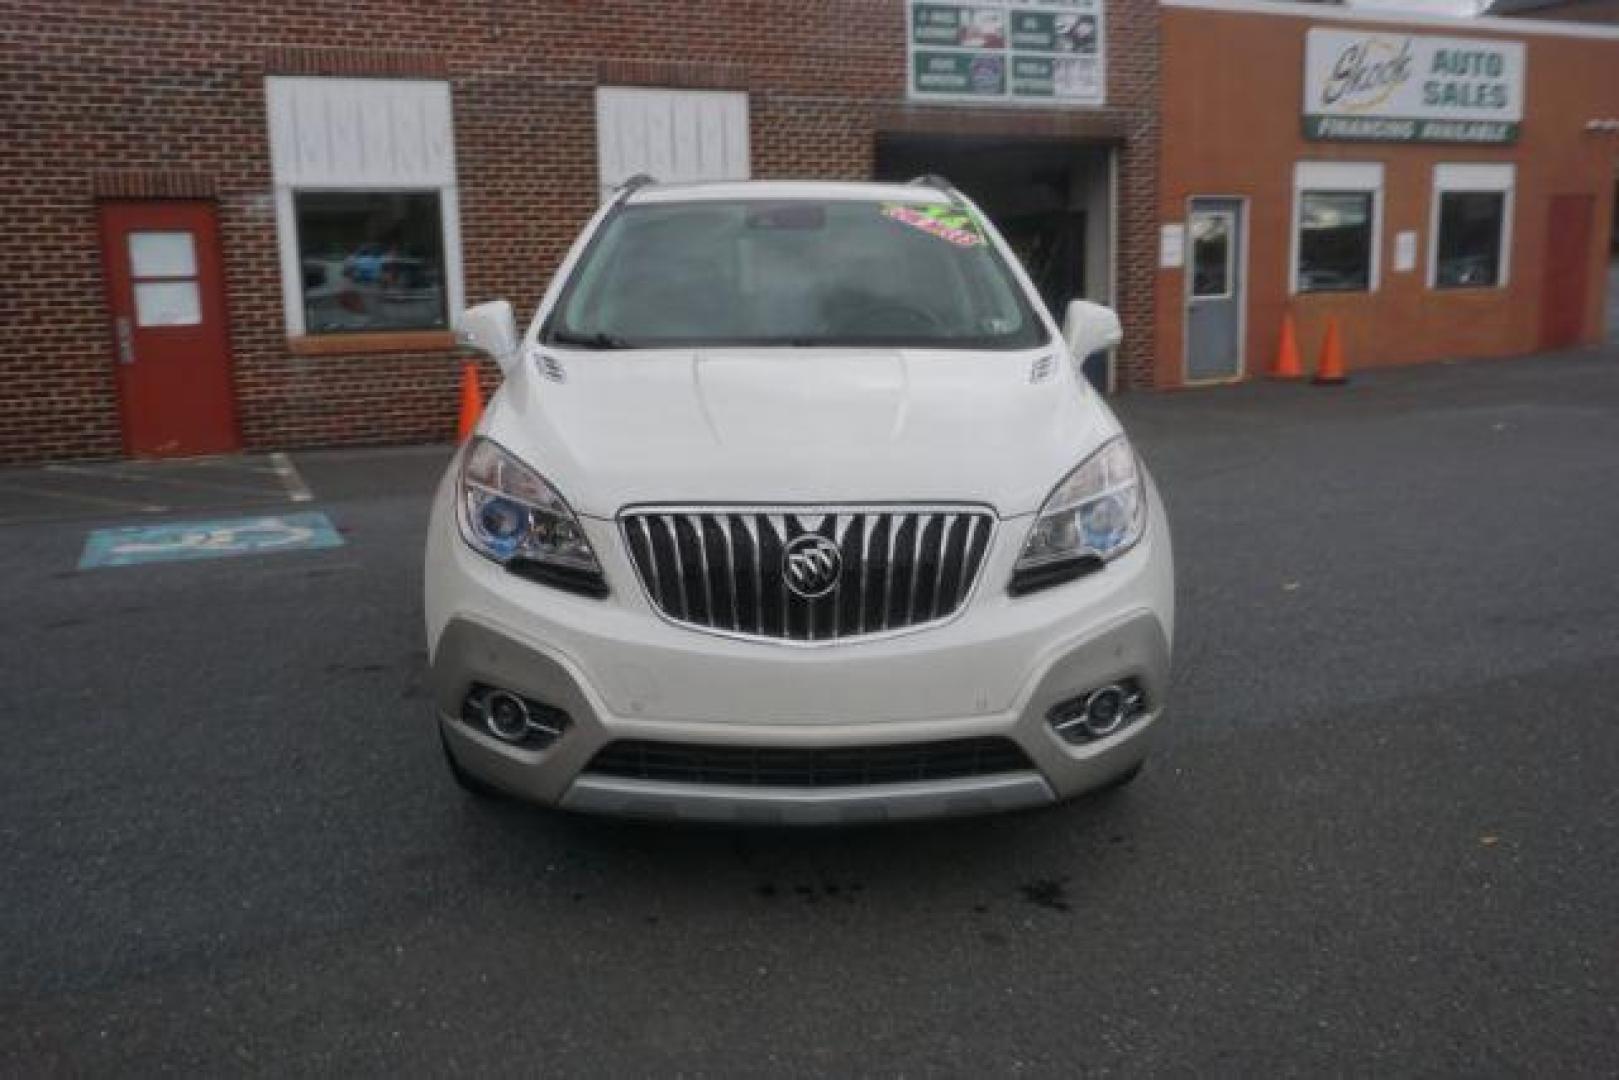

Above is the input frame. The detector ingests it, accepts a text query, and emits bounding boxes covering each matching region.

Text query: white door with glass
[1185,198,1243,382]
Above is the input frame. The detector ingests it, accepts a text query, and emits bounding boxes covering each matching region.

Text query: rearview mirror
[455,300,520,375]
[1062,299,1123,360]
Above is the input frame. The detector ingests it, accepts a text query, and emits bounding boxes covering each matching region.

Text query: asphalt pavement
[2,350,1617,1075]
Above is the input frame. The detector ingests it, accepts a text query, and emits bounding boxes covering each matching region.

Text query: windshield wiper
[548,328,638,349]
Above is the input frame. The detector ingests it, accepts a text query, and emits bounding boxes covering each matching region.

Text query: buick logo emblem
[782,534,843,599]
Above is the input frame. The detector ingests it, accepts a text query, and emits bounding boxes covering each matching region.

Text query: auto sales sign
[1303,28,1524,144]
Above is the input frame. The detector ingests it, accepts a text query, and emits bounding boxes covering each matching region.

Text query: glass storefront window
[1435,191,1505,289]
[1297,191,1372,294]
[294,192,447,334]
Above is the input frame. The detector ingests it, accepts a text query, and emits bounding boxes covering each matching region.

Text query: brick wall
[1105,0,1163,392]
[1156,6,1619,386]
[0,0,1160,463]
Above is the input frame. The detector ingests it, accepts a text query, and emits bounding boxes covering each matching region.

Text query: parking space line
[162,457,281,475]
[0,479,167,515]
[271,452,314,503]
[42,462,289,500]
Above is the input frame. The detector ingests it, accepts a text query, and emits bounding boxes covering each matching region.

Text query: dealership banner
[1302,28,1525,144]
[907,1,1106,106]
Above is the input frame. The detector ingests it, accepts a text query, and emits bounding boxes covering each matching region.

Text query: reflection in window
[1436,191,1505,288]
[1298,191,1372,293]
[1190,213,1231,298]
[294,192,447,333]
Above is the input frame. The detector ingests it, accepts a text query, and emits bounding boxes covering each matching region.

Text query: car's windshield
[544,198,1049,350]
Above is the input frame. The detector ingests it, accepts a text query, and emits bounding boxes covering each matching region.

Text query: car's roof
[623,179,953,206]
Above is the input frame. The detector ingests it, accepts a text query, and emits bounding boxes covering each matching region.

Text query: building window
[1430,164,1514,291]
[1292,162,1383,295]
[1435,193,1505,288]
[294,192,447,333]
[1297,192,1372,293]
[266,77,462,340]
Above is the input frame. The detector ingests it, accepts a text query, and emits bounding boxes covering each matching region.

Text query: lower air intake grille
[583,738,1033,788]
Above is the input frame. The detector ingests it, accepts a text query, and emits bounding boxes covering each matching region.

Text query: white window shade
[267,77,456,188]
[596,87,750,201]
[1294,161,1384,193]
[1433,163,1515,193]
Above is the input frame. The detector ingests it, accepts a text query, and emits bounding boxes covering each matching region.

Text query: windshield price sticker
[882,204,986,247]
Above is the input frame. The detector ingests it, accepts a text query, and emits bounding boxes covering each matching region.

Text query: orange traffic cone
[1313,317,1348,386]
[456,360,484,441]
[1270,313,1303,380]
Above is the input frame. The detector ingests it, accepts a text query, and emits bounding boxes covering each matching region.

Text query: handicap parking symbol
[79,512,344,569]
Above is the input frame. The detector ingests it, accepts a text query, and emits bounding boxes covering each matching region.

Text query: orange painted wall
[1157,6,1619,387]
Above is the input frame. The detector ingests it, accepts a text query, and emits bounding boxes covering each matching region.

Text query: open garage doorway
[876,134,1114,388]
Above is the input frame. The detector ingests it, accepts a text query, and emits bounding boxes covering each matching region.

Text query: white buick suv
[424,178,1174,824]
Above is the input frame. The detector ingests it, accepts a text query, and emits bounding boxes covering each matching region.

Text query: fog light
[1082,685,1126,735]
[483,691,531,742]
[459,684,570,749]
[1047,680,1147,743]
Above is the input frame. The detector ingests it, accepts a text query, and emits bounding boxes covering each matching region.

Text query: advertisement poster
[908,1,1106,107]
[1302,28,1524,144]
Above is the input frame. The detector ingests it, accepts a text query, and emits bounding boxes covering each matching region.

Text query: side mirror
[455,300,520,375]
[1061,299,1123,360]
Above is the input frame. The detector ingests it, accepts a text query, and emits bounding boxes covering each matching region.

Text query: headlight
[1011,436,1145,595]
[457,437,607,597]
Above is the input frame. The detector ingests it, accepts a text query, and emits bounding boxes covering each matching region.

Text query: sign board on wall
[1394,230,1418,272]
[1159,223,1186,269]
[1302,28,1525,144]
[906,1,1106,106]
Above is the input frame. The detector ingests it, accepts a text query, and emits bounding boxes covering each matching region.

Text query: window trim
[279,186,458,338]
[1427,163,1515,291]
[274,184,463,343]
[127,231,204,327]
[1290,161,1384,296]
[265,77,463,343]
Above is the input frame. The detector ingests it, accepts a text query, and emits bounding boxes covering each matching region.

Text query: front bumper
[563,774,1055,826]
[425,470,1175,824]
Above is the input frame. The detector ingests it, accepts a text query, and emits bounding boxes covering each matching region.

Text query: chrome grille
[620,506,996,643]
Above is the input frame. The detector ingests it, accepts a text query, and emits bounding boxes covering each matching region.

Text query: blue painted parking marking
[79,511,344,569]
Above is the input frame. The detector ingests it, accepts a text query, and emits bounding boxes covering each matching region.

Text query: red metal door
[1540,194,1595,351]
[98,201,239,457]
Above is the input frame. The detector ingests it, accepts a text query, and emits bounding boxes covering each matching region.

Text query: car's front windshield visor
[543,198,1048,350]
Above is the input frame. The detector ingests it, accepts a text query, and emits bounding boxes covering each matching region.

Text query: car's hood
[485,347,1120,519]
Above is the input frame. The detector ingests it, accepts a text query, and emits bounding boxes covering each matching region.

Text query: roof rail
[615,173,657,198]
[908,174,964,203]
